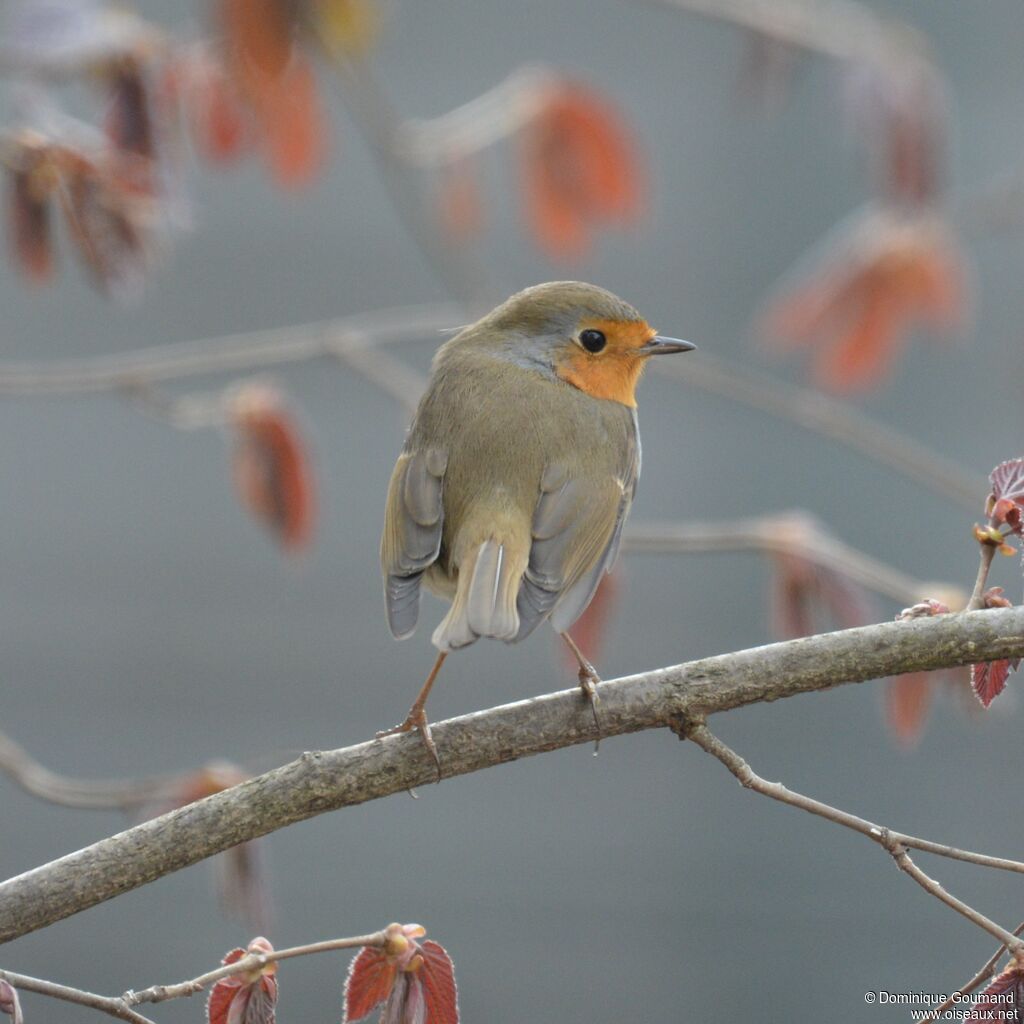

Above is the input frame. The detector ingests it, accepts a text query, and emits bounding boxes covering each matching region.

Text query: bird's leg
[377,651,448,781]
[560,632,603,752]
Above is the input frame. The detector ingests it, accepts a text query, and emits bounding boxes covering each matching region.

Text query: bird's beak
[638,335,697,356]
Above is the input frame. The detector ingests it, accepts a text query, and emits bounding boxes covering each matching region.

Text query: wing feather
[380,448,447,639]
[515,414,640,641]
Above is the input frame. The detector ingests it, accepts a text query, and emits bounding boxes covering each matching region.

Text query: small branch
[968,542,999,610]
[622,513,958,606]
[683,722,1024,951]
[124,932,386,1007]
[0,305,459,396]
[2,607,1024,945]
[0,728,187,810]
[920,921,1024,1023]
[647,0,932,68]
[0,931,388,1024]
[655,352,986,512]
[0,970,156,1024]
[393,66,557,165]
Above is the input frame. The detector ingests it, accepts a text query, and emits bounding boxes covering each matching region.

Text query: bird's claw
[577,666,603,754]
[376,709,442,783]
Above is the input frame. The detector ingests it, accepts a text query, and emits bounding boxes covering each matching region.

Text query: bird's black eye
[579,329,607,353]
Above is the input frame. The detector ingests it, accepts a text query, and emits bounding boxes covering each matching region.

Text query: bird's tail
[432,537,527,651]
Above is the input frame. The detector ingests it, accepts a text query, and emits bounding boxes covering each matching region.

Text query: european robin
[379,281,695,771]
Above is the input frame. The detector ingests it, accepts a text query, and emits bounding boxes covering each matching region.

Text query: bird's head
[468,281,695,408]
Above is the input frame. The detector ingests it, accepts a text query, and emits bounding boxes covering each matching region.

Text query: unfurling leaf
[520,80,642,261]
[988,460,1024,537]
[344,924,458,1024]
[0,980,23,1024]
[971,659,1018,709]
[761,205,967,394]
[6,140,54,282]
[895,598,951,620]
[208,937,278,1024]
[229,384,316,552]
[971,959,1024,1021]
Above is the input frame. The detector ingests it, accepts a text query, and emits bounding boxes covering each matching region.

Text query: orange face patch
[555,318,657,407]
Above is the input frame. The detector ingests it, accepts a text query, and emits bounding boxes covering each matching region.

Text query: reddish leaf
[991,460,1024,504]
[418,941,458,1024]
[0,980,23,1024]
[250,57,326,188]
[768,518,875,639]
[844,55,947,206]
[220,0,295,81]
[521,80,642,261]
[885,672,931,746]
[971,961,1024,1021]
[7,147,53,283]
[344,925,457,1024]
[971,659,1018,709]
[230,384,317,552]
[179,47,254,164]
[344,948,397,1023]
[762,206,967,394]
[208,937,278,1024]
[58,154,147,297]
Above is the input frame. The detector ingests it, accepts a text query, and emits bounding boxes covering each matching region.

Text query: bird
[379,281,695,773]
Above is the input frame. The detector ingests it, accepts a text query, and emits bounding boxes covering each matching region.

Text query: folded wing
[380,447,448,639]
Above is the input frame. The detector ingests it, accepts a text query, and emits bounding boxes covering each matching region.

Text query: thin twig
[394,66,557,165]
[919,921,1024,1023]
[0,969,156,1024]
[645,0,931,67]
[0,305,460,395]
[682,721,1024,951]
[2,606,1024,944]
[0,931,388,1023]
[968,542,998,610]
[622,513,962,606]
[124,932,386,1007]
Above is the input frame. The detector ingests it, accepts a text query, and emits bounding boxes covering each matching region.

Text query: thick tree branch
[0,607,1022,944]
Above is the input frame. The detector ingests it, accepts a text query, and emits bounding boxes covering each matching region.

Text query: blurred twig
[622,513,962,605]
[0,304,458,395]
[0,728,185,810]
[654,351,986,510]
[646,0,930,66]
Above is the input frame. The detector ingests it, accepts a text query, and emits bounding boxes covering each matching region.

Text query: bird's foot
[576,664,603,754]
[376,708,442,783]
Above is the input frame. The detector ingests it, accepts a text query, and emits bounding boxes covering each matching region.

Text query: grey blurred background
[2,0,1024,1021]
